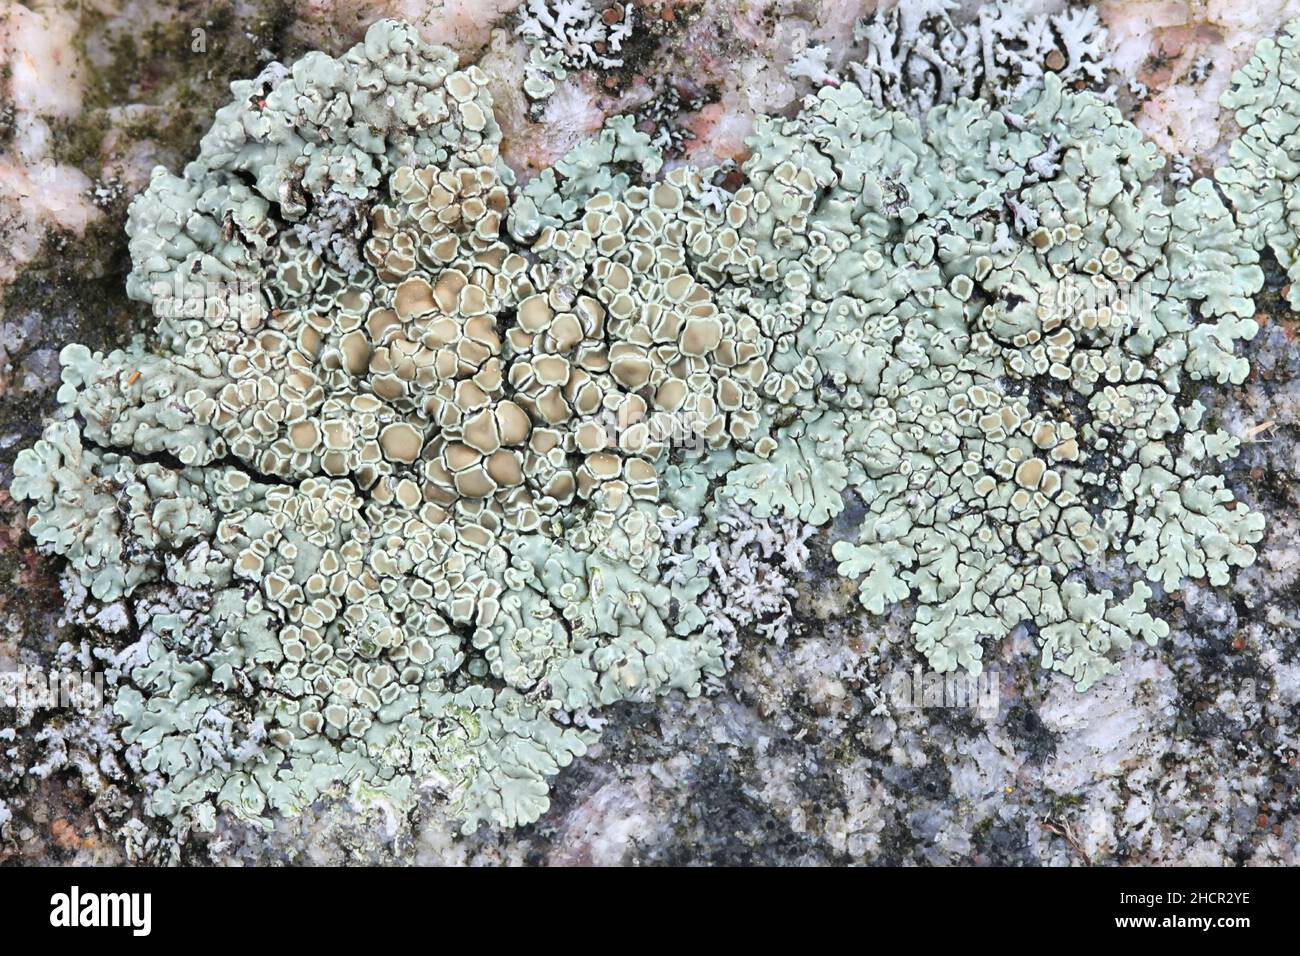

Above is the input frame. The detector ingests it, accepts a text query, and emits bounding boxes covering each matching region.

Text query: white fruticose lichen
[661,498,815,651]
[845,0,1111,112]
[785,42,838,88]
[10,17,1266,838]
[516,0,633,110]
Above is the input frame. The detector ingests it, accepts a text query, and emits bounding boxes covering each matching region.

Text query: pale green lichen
[1217,18,1300,308]
[721,77,1263,689]
[11,19,1266,836]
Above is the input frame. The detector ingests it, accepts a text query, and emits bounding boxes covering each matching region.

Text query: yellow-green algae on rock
[11,18,1265,833]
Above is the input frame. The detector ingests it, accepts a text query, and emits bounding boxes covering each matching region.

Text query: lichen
[10,17,1266,838]
[846,0,1111,113]
[515,0,633,113]
[1217,18,1300,309]
[661,496,815,652]
[723,76,1263,689]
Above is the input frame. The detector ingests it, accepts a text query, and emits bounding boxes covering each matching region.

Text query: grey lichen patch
[661,495,815,654]
[8,16,1267,840]
[632,82,710,158]
[792,0,1112,113]
[515,0,634,112]
[1217,18,1300,310]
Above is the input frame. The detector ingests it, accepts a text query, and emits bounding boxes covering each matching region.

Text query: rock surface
[0,0,1296,865]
